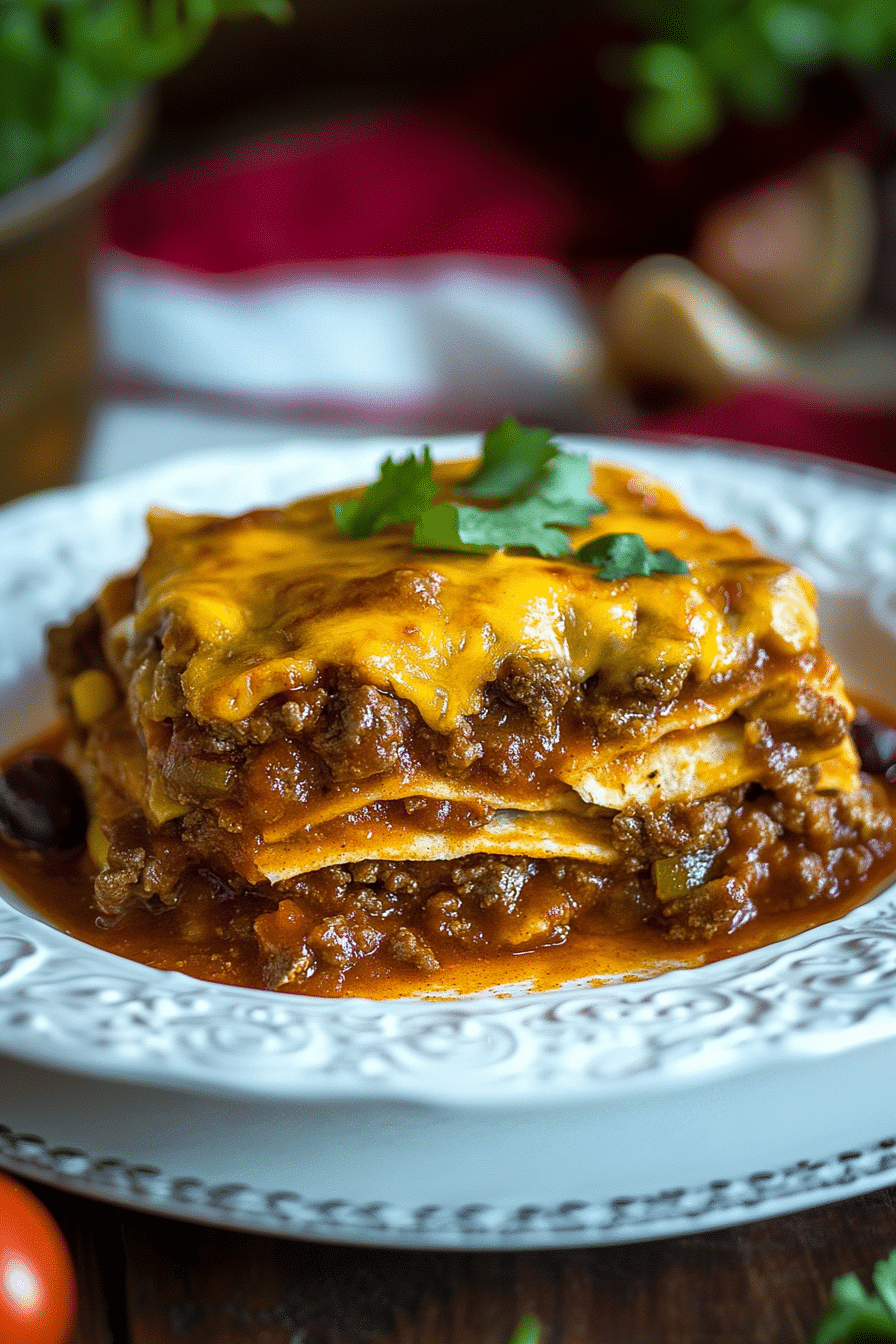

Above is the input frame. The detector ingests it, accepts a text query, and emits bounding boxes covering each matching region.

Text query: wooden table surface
[22,1176,896,1343]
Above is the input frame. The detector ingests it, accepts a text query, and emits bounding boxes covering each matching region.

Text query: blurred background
[3,0,896,502]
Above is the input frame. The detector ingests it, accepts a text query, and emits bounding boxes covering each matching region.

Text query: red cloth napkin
[107,116,575,272]
[104,111,896,470]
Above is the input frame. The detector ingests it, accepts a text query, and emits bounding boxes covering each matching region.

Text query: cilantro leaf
[875,1253,896,1320]
[413,500,576,557]
[460,420,604,525]
[578,533,690,580]
[507,1315,540,1344]
[413,452,604,557]
[332,446,437,538]
[814,1260,896,1343]
[460,419,559,498]
[534,452,605,528]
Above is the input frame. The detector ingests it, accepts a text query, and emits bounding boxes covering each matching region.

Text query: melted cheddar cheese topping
[125,461,821,732]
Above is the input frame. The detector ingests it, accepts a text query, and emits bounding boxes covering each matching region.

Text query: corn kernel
[71,669,118,725]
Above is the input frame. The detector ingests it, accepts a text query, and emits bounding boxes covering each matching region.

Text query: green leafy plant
[505,1251,896,1344]
[0,0,290,195]
[814,1247,896,1342]
[508,1316,541,1344]
[504,1251,896,1344]
[615,0,896,156]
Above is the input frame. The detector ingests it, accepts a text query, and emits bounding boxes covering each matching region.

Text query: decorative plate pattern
[1,437,896,1112]
[3,1120,896,1246]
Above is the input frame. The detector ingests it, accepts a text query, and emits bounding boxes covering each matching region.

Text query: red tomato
[0,1175,76,1344]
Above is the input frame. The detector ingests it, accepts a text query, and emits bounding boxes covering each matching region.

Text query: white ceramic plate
[3,435,896,1249]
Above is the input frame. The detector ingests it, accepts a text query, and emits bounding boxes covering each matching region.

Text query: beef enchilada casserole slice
[46,428,893,992]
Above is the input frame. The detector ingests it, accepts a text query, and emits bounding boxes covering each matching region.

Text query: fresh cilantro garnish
[578,532,690,580]
[530,451,604,529]
[412,453,604,558]
[507,1315,540,1344]
[508,1252,896,1344]
[814,1250,896,1343]
[332,424,692,572]
[460,419,559,498]
[332,446,438,538]
[413,501,571,557]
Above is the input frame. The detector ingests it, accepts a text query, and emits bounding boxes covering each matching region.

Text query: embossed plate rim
[2,435,896,1108]
[4,1119,896,1248]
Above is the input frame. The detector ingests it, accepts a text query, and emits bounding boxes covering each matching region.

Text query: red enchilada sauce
[2,701,896,1000]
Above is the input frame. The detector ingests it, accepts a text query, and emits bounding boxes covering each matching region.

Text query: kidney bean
[851,707,896,777]
[0,754,88,851]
